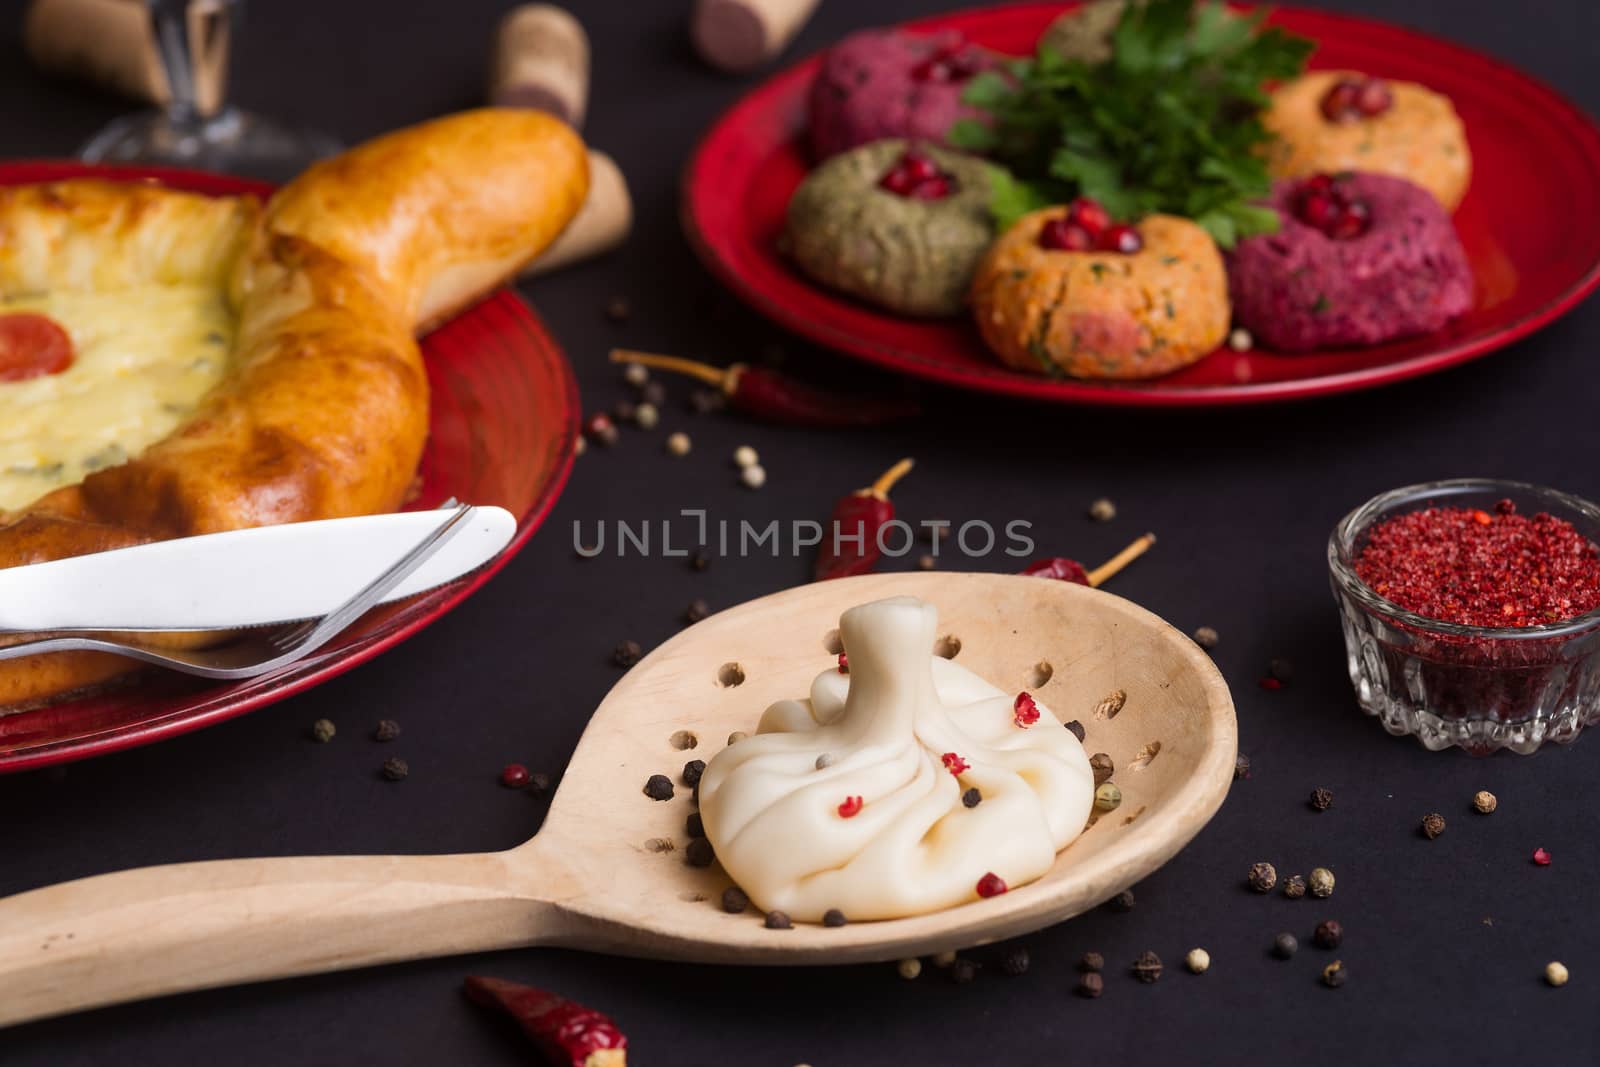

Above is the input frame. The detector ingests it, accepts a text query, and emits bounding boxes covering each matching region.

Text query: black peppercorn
[1273,932,1298,959]
[682,759,706,786]
[689,388,725,414]
[1078,972,1104,998]
[962,787,982,808]
[685,837,715,868]
[1421,812,1446,839]
[823,908,848,928]
[1000,946,1030,976]
[1109,889,1136,912]
[1080,951,1105,972]
[1064,719,1087,742]
[721,887,749,913]
[641,381,667,407]
[690,548,711,571]
[1247,861,1277,893]
[1089,753,1115,785]
[1322,959,1347,988]
[1132,951,1163,983]
[643,774,675,801]
[764,910,792,930]
[527,772,551,794]
[373,719,400,742]
[1234,753,1250,779]
[605,296,631,322]
[949,958,978,984]
[685,811,704,838]
[685,599,711,624]
[613,398,637,423]
[380,757,408,781]
[1269,657,1294,683]
[1314,920,1343,949]
[1283,874,1307,899]
[1310,787,1334,811]
[613,640,643,667]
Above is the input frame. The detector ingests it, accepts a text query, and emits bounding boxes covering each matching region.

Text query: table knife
[0,506,516,632]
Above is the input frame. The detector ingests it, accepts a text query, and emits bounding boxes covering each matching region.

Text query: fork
[0,504,474,681]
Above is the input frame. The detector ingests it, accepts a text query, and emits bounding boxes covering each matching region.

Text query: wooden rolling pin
[489,4,589,129]
[691,0,820,73]
[23,0,230,115]
[522,149,630,276]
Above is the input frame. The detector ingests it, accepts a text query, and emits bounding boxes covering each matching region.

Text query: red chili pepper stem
[464,976,628,1066]
[860,457,914,500]
[609,348,741,393]
[1087,533,1157,588]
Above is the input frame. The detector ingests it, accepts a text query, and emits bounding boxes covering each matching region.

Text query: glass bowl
[1329,479,1600,755]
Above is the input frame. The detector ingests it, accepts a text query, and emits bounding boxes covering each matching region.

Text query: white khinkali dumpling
[699,595,1094,922]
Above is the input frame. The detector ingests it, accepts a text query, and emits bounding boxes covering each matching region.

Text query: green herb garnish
[951,0,1313,247]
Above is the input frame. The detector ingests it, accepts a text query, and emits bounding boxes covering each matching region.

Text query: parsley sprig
[952,0,1313,247]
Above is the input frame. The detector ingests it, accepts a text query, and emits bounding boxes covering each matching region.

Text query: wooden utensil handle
[0,850,554,1027]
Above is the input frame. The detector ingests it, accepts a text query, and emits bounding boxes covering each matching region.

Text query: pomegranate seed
[1297,190,1339,229]
[941,752,970,776]
[976,872,1009,898]
[500,763,531,789]
[908,175,954,200]
[1013,691,1041,728]
[903,153,939,182]
[1099,223,1143,254]
[837,795,864,818]
[1533,847,1552,866]
[1319,78,1362,122]
[1304,173,1335,194]
[1355,78,1394,117]
[879,168,916,196]
[1328,198,1371,240]
[1039,218,1095,251]
[838,652,849,673]
[1068,196,1111,236]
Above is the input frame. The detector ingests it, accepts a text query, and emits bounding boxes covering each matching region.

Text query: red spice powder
[1353,501,1600,628]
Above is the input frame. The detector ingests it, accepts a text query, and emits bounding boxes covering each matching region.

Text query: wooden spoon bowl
[0,573,1234,1025]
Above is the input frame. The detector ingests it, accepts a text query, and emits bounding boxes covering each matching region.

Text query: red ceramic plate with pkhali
[683,2,1600,406]
[0,162,579,773]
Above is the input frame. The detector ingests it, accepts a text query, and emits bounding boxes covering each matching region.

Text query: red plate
[684,2,1600,405]
[0,162,579,772]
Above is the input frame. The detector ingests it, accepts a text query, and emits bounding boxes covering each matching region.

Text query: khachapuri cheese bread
[784,140,995,317]
[0,108,589,710]
[970,199,1230,378]
[1263,70,1471,212]
[807,28,998,161]
[699,596,1095,922]
[1228,172,1474,351]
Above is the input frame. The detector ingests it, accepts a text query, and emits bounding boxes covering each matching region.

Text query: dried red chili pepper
[610,349,919,426]
[464,976,627,1066]
[814,458,915,581]
[1020,533,1157,588]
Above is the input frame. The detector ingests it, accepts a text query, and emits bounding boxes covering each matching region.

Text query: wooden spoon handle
[0,850,554,1027]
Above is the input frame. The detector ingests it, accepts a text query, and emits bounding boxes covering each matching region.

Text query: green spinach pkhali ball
[784,139,994,317]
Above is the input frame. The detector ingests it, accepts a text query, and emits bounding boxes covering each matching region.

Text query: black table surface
[5,0,1600,1063]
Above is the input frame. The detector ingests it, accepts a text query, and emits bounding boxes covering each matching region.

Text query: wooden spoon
[0,573,1235,1026]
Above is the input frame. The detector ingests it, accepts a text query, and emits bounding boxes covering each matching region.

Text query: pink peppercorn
[1013,691,1040,728]
[838,795,863,818]
[942,752,969,776]
[976,872,1008,898]
[1533,847,1552,866]
[500,763,530,789]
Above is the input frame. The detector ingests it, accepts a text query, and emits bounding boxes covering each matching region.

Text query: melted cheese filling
[0,285,236,511]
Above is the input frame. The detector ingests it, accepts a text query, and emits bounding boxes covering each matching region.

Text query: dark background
[4,0,1600,1063]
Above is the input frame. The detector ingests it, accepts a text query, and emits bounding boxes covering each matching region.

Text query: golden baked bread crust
[0,108,588,709]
